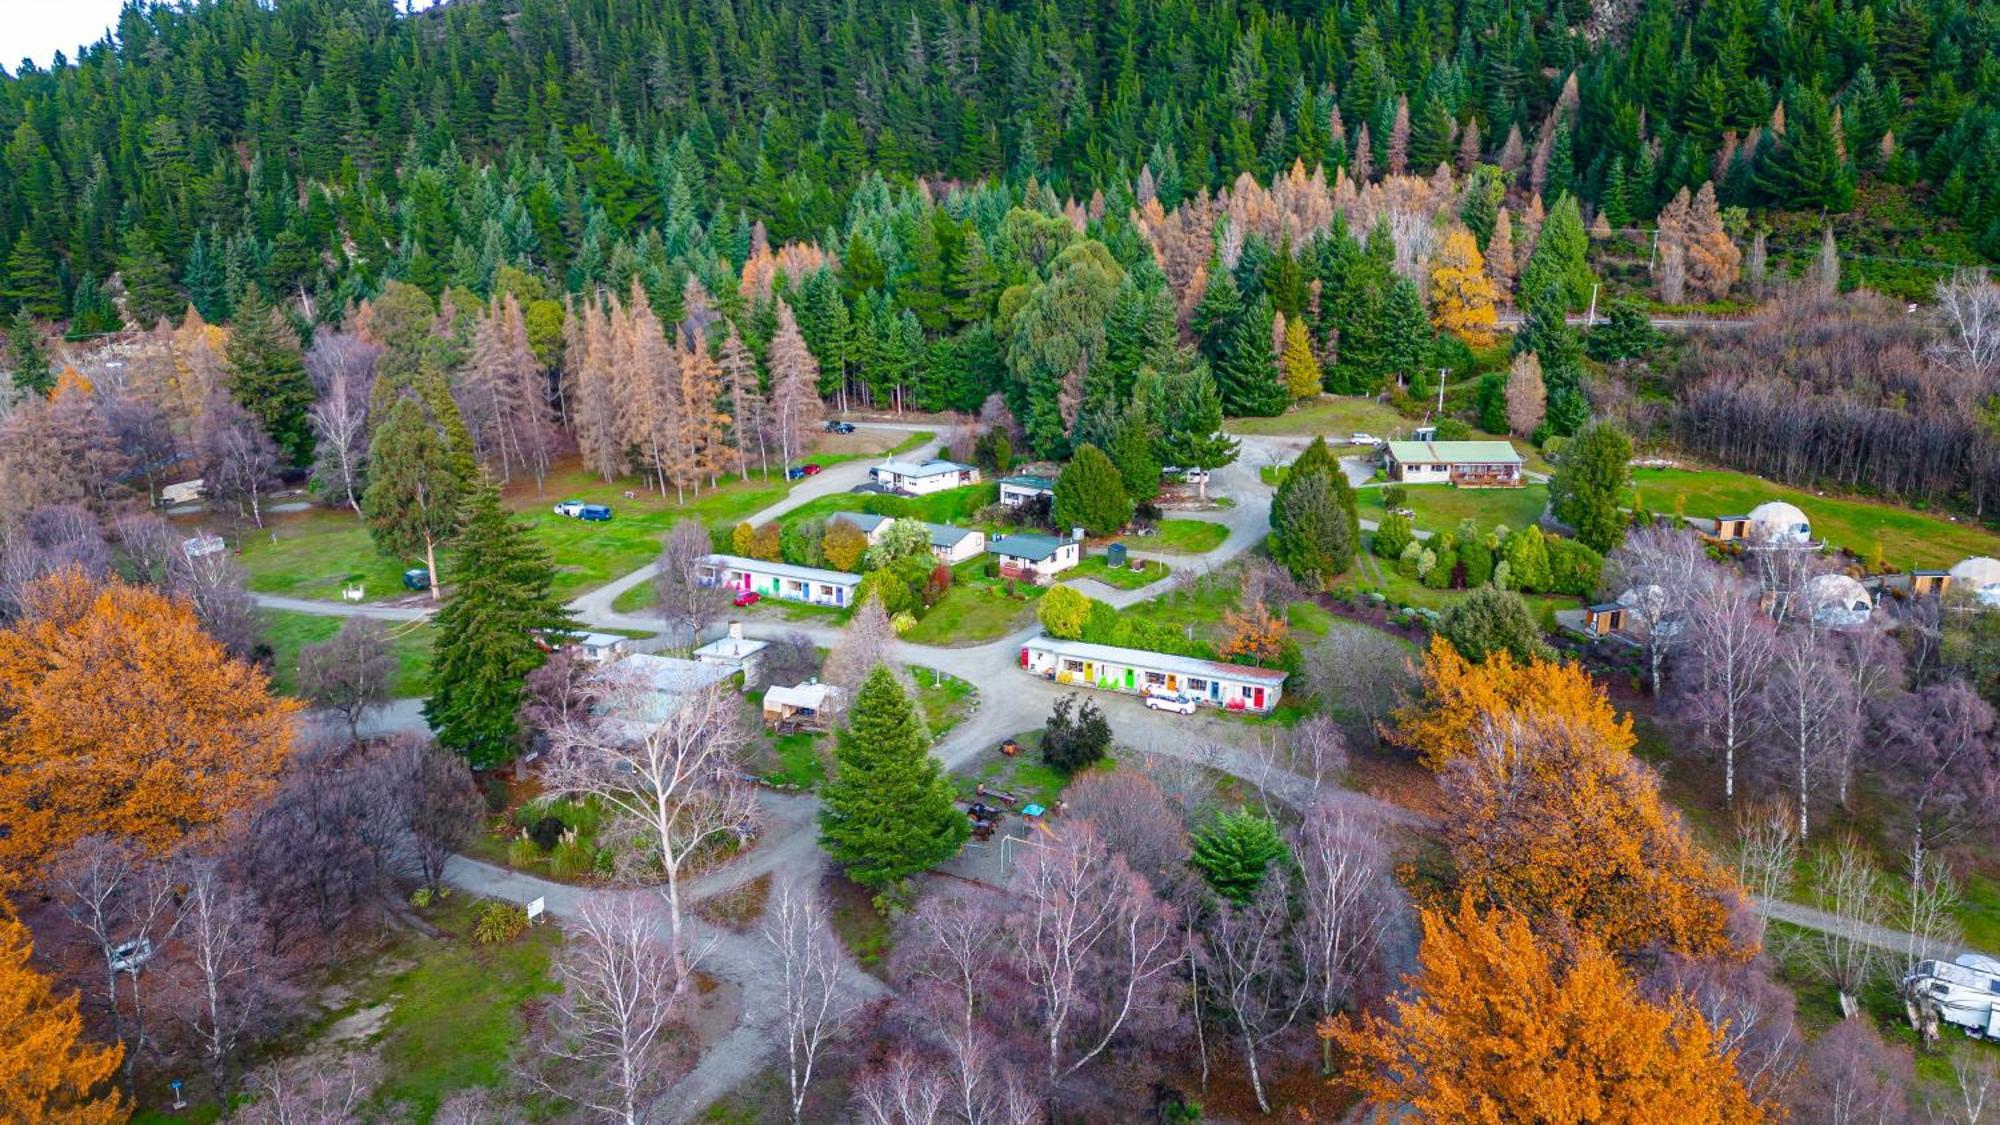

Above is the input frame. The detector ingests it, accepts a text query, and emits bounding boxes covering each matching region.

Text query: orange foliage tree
[1442,714,1743,958]
[1220,600,1291,666]
[0,907,126,1121]
[1388,637,1633,770]
[1330,898,1762,1123]
[0,571,296,881]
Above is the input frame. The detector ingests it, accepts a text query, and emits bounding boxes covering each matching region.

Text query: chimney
[1071,527,1085,541]
[728,621,744,642]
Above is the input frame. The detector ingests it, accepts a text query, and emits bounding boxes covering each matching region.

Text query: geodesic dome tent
[1805,573,1874,628]
[1949,556,2000,607]
[1748,501,1813,544]
[1615,584,1686,638]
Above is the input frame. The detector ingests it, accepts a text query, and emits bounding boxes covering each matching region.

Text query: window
[1144,671,1166,686]
[1187,677,1207,692]
[1062,659,1084,674]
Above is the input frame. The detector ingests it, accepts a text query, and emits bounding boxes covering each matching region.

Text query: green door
[1124,668,1134,690]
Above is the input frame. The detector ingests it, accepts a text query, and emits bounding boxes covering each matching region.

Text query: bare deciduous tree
[764,877,852,1124]
[654,518,727,648]
[1005,821,1180,1095]
[298,616,395,743]
[1930,269,2000,382]
[200,394,281,530]
[1293,803,1404,1045]
[1759,630,1857,839]
[364,734,483,895]
[1733,798,1801,942]
[1684,575,1776,807]
[1605,526,1709,694]
[1201,870,1310,1114]
[1795,1017,1911,1122]
[1642,955,1800,1107]
[543,680,755,984]
[537,892,691,1123]
[1805,834,1886,1019]
[895,891,1027,1125]
[821,593,899,699]
[176,857,269,1097]
[854,1050,953,1125]
[1875,680,2000,888]
[1288,714,1349,792]
[305,331,378,516]
[232,1051,379,1124]
[1901,862,1963,977]
[48,836,184,1087]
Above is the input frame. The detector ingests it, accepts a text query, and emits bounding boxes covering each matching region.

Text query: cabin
[697,554,861,608]
[869,458,980,496]
[989,533,1080,583]
[762,682,840,731]
[691,623,767,685]
[1381,440,1524,488]
[568,632,631,662]
[1019,635,1287,713]
[1583,603,1628,638]
[1911,570,1952,598]
[1713,514,1754,541]
[997,474,1055,506]
[828,512,986,564]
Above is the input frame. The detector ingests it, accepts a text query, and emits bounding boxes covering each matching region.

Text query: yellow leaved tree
[1389,636,1633,770]
[0,907,126,1121]
[1427,228,1500,347]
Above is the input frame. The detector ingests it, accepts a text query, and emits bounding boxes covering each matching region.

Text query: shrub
[1037,585,1092,639]
[480,777,509,814]
[550,832,593,879]
[507,833,539,867]
[410,886,435,909]
[1373,510,1415,560]
[472,901,529,944]
[1433,418,1472,440]
[1380,484,1406,509]
[890,611,918,634]
[528,815,565,852]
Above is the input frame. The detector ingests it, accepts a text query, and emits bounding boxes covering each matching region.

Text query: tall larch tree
[767,299,825,470]
[223,287,316,467]
[1332,899,1762,1123]
[569,297,624,481]
[0,907,126,1120]
[1279,314,1323,399]
[819,664,969,887]
[718,322,768,480]
[426,478,575,769]
[1427,229,1499,347]
[1390,637,1635,770]
[0,571,295,878]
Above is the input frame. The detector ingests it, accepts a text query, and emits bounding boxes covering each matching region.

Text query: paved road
[1494,312,1751,330]
[250,593,435,620]
[1759,896,1994,961]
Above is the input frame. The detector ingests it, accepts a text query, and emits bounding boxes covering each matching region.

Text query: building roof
[998,474,1055,491]
[1025,635,1289,685]
[594,655,736,727]
[692,634,769,661]
[1384,440,1523,465]
[875,458,975,479]
[571,631,630,650]
[989,533,1072,562]
[765,682,839,711]
[1950,556,2000,589]
[829,512,980,549]
[704,554,862,588]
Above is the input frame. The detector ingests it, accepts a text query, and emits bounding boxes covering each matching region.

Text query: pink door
[740,572,751,591]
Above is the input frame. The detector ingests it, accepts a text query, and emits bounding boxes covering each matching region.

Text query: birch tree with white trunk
[764,877,852,1125]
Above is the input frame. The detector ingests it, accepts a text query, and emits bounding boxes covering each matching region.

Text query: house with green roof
[1381,439,1524,488]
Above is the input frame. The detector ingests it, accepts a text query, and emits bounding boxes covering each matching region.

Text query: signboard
[525,897,545,923]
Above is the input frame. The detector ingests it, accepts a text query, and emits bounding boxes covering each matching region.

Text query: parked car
[553,499,586,516]
[824,420,856,434]
[1144,691,1199,715]
[110,938,155,974]
[402,567,431,591]
[1178,468,1209,485]
[577,504,613,521]
[733,590,762,607]
[786,466,808,480]
[1349,432,1380,445]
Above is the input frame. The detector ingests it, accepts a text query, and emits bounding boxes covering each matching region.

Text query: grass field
[258,610,434,697]
[777,481,998,528]
[1120,519,1228,554]
[1356,483,1550,536]
[900,573,1043,645]
[1629,466,2000,571]
[1226,395,1412,439]
[1064,555,1171,590]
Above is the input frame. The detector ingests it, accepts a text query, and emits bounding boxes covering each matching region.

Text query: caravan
[1903,954,2000,1039]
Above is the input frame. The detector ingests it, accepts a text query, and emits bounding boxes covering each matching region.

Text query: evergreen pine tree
[1108,404,1163,504]
[1155,357,1240,496]
[118,229,180,328]
[1517,193,1595,312]
[1190,809,1289,904]
[224,287,317,466]
[425,478,575,769]
[1214,295,1287,416]
[1380,278,1435,392]
[1052,442,1134,536]
[2,231,63,320]
[3,311,52,394]
[818,664,969,888]
[1191,263,1244,365]
[1551,420,1633,553]
[1269,437,1358,586]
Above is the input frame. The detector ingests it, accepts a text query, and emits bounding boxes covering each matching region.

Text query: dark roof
[990,533,1070,562]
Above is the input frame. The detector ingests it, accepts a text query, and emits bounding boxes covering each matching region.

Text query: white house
[870,458,981,496]
[1381,440,1524,487]
[691,623,768,684]
[989,533,1080,583]
[567,632,632,662]
[1019,635,1287,713]
[698,554,861,607]
[997,474,1055,506]
[828,512,986,564]
[592,653,737,735]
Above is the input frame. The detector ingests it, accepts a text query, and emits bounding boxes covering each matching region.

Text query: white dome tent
[1748,501,1813,545]
[1805,573,1874,628]
[1615,584,1686,638]
[1949,557,2000,607]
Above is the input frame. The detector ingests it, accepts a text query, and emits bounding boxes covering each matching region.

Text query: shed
[1583,602,1628,638]
[1910,570,1952,598]
[1712,514,1754,541]
[763,682,840,730]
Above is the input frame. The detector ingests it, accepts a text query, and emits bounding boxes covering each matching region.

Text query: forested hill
[0,0,1996,323]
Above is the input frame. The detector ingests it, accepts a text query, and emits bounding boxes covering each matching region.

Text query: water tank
[1107,542,1128,568]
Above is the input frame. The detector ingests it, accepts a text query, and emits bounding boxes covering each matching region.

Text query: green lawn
[1356,483,1550,536]
[900,577,1042,645]
[1063,555,1171,590]
[369,896,561,1118]
[258,610,434,698]
[1339,551,1582,617]
[1226,395,1413,439]
[225,460,792,605]
[1628,466,2000,572]
[913,668,977,737]
[1120,519,1228,555]
[765,731,828,788]
[778,481,999,528]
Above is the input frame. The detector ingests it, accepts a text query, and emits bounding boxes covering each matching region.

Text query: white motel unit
[697,554,861,607]
[827,512,986,564]
[1019,635,1288,713]
[989,533,1080,583]
[1381,440,1524,488]
[869,458,981,496]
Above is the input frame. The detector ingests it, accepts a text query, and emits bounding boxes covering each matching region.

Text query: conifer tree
[1,231,62,320]
[1214,294,1287,416]
[0,908,126,1121]
[1427,229,1499,347]
[118,229,179,328]
[1270,437,1358,586]
[1379,278,1435,391]
[1279,314,1323,399]
[1190,809,1290,904]
[1517,193,1594,312]
[1155,357,1239,499]
[4,311,51,394]
[362,395,471,600]
[223,287,316,466]
[426,477,574,769]
[1551,420,1633,553]
[1052,442,1133,536]
[818,664,968,888]
[1108,404,1163,504]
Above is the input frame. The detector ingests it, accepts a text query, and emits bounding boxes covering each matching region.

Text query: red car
[732,590,761,607]
[800,463,823,476]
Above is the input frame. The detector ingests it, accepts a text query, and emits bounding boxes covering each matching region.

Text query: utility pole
[1435,366,1447,419]
[1586,283,1600,328]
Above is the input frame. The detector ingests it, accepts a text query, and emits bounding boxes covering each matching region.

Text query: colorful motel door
[1125,668,1135,691]
[1252,687,1265,710]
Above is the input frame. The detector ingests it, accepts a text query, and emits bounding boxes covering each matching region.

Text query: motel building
[697,554,861,608]
[1019,635,1288,713]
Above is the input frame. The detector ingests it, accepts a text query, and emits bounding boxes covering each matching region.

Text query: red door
[1252,687,1265,710]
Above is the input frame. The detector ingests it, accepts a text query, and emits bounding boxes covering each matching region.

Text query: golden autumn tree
[1426,229,1499,347]
[0,907,126,1121]
[1389,637,1633,770]
[1279,315,1323,399]
[1331,899,1762,1124]
[1442,713,1743,958]
[1221,600,1291,665]
[0,571,296,880]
